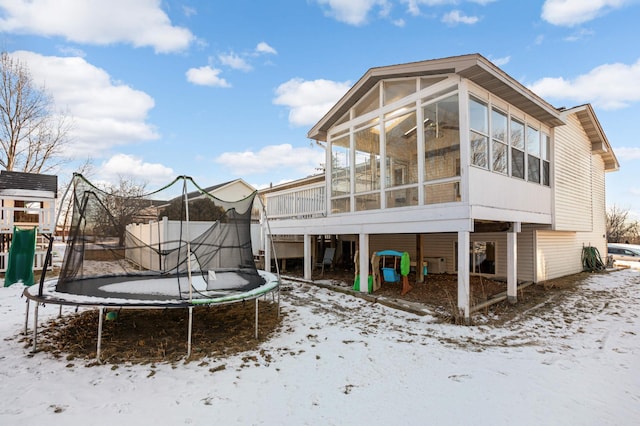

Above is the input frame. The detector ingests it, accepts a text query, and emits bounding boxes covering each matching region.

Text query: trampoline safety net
[55,174,264,301]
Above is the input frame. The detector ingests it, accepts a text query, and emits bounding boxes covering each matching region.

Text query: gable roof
[0,170,58,197]
[308,53,565,141]
[561,104,619,172]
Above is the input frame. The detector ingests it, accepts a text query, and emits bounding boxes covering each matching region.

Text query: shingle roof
[0,171,58,196]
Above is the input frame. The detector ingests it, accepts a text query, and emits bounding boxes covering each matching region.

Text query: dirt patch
[288,267,604,325]
[31,299,282,365]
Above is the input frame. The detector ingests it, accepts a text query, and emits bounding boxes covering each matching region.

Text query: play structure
[4,226,37,287]
[23,174,280,360]
[354,249,413,295]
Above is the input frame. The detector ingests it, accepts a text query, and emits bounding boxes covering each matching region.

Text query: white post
[303,234,312,280]
[187,306,193,357]
[255,298,259,339]
[457,231,470,322]
[96,307,104,361]
[31,302,39,353]
[358,234,370,293]
[507,222,520,303]
[264,234,272,273]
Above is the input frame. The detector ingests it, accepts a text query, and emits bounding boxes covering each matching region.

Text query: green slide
[4,226,37,287]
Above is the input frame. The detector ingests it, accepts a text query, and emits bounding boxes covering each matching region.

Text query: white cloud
[541,0,630,27]
[0,0,194,53]
[527,58,640,110]
[273,78,351,127]
[489,55,511,66]
[10,50,159,157]
[442,9,480,25]
[614,147,640,161]
[186,66,231,88]
[99,153,174,185]
[256,42,277,55]
[563,28,595,42]
[402,0,491,16]
[316,0,391,25]
[215,144,325,177]
[218,52,253,72]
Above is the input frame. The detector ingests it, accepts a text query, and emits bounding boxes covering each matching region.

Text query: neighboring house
[260,53,619,320]
[0,170,58,271]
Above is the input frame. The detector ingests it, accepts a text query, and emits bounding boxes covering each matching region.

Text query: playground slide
[4,226,37,287]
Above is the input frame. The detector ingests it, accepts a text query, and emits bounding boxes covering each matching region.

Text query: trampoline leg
[58,305,62,318]
[31,302,39,353]
[277,287,281,319]
[96,307,104,362]
[187,306,193,358]
[24,298,30,335]
[255,298,259,339]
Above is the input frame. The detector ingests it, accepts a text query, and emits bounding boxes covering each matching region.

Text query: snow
[1,269,639,425]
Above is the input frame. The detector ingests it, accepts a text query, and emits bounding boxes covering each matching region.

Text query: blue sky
[1,0,639,218]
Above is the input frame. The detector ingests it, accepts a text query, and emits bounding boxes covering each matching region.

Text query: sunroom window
[541,132,550,186]
[527,126,541,183]
[491,108,508,174]
[510,118,525,179]
[469,98,489,169]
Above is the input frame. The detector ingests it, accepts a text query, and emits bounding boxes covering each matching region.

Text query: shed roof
[0,170,58,197]
[308,53,565,141]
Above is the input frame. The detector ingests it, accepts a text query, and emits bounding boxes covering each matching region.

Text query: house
[260,53,619,321]
[0,170,58,271]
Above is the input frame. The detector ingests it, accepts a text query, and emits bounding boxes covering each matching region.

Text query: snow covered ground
[1,268,639,425]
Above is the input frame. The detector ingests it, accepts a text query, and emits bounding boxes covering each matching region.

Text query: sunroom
[263,54,610,321]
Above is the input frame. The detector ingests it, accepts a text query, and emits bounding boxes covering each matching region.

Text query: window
[331,134,351,197]
[541,132,550,186]
[527,126,540,183]
[469,98,489,168]
[491,108,508,174]
[454,241,496,275]
[385,110,417,188]
[424,94,460,181]
[510,118,525,179]
[384,80,416,105]
[354,125,380,193]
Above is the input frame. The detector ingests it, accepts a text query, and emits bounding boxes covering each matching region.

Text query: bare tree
[0,52,71,173]
[606,205,640,243]
[92,176,148,246]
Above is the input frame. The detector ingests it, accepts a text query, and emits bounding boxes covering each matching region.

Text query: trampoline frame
[23,270,280,361]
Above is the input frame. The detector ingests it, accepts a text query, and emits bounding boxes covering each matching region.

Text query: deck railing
[264,183,326,220]
[0,205,56,234]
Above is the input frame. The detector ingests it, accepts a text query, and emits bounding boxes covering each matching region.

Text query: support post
[96,307,104,361]
[416,233,424,283]
[303,234,312,280]
[507,222,520,303]
[358,234,369,293]
[187,306,194,358]
[457,231,470,323]
[23,298,29,335]
[255,298,259,339]
[31,302,39,353]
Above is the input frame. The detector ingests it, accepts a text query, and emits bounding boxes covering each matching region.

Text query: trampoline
[22,174,281,361]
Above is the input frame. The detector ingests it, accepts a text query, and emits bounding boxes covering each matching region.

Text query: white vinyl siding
[553,114,594,231]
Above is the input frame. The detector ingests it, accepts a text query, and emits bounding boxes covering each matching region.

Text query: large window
[330,133,351,213]
[541,132,550,186]
[469,98,489,168]
[424,94,460,181]
[491,108,508,174]
[510,118,525,179]
[385,109,418,208]
[527,125,541,183]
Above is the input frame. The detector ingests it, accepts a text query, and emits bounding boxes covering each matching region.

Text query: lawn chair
[315,247,336,276]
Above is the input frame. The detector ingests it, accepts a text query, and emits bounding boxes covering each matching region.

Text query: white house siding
[553,114,594,232]
[535,154,607,282]
[516,225,536,282]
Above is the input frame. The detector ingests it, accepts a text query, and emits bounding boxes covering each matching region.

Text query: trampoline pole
[97,307,104,362]
[32,302,39,353]
[24,298,30,335]
[187,306,193,358]
[255,298,259,339]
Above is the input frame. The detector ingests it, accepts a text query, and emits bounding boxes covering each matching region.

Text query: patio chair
[315,247,336,276]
